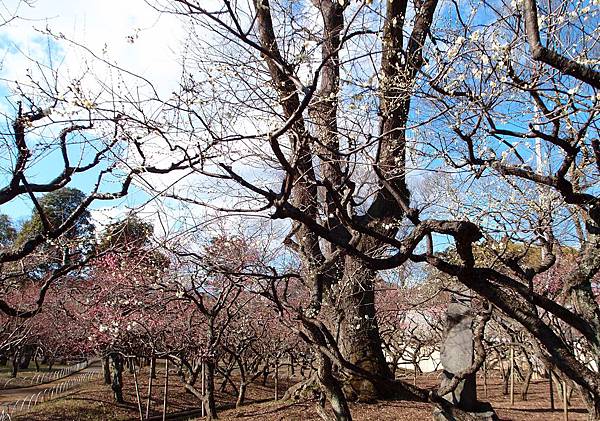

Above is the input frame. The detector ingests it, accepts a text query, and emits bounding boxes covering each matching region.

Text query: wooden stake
[132,359,143,421]
[274,361,279,400]
[563,379,568,421]
[201,361,205,418]
[483,360,488,398]
[549,369,555,411]
[510,345,515,406]
[145,356,154,420]
[162,359,168,421]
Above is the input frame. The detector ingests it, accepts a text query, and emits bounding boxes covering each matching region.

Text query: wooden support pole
[132,359,144,421]
[146,355,155,420]
[563,379,568,421]
[162,359,169,421]
[483,360,488,398]
[549,369,555,411]
[274,361,279,401]
[510,345,515,406]
[201,361,205,418]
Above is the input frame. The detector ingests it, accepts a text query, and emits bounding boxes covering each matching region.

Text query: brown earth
[2,365,590,420]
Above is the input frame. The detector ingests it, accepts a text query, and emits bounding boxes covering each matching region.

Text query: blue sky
[2,0,595,249]
[0,0,185,226]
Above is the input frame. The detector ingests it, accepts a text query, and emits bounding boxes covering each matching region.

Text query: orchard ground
[4,362,589,420]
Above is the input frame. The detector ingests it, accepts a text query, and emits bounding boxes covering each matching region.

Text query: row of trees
[1,196,588,418]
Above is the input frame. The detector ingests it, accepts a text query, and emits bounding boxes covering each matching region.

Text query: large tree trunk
[336,0,438,401]
[338,260,393,400]
[250,0,437,405]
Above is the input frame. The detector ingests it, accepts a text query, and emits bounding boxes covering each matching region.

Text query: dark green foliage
[98,215,153,252]
[98,214,169,269]
[17,188,94,245]
[0,214,16,248]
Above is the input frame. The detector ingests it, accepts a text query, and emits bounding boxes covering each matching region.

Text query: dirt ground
[224,372,588,421]
[3,366,590,420]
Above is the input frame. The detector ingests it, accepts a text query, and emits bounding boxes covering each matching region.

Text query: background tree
[17,188,94,245]
[0,13,205,318]
[0,215,16,248]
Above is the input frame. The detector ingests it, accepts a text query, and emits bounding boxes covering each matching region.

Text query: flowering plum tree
[141,0,600,417]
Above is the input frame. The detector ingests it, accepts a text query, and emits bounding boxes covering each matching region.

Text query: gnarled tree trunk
[338,260,393,400]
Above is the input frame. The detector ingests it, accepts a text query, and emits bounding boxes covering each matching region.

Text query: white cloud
[90,204,129,231]
[0,1,282,239]
[1,0,185,97]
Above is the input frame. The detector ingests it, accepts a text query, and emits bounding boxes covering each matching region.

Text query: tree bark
[338,260,393,400]
[102,356,112,385]
[111,353,125,404]
[316,352,352,421]
[204,360,218,420]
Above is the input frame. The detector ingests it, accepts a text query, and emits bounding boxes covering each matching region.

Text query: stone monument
[433,295,497,420]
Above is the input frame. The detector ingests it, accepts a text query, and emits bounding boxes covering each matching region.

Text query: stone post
[439,295,477,410]
[433,294,497,420]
